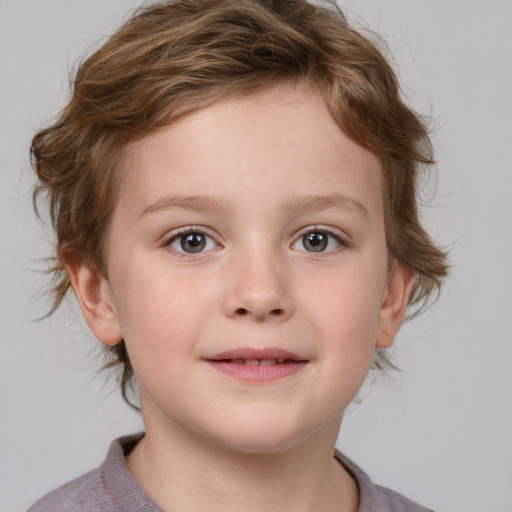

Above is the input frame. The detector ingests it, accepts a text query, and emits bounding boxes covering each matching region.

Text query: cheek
[310,282,383,408]
[111,268,214,368]
[300,265,385,362]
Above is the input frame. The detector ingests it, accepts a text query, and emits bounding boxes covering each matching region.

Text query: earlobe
[376,263,415,349]
[62,255,123,346]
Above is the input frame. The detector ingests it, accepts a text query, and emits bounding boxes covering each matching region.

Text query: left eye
[293,230,343,253]
[167,231,217,254]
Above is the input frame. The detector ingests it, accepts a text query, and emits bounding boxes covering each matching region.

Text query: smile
[206,348,309,382]
[217,358,295,366]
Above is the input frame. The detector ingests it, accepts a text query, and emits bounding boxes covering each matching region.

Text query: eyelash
[163,226,218,258]
[292,226,348,255]
[162,226,348,257]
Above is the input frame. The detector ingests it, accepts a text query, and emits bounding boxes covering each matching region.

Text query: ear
[376,263,415,349]
[62,255,123,346]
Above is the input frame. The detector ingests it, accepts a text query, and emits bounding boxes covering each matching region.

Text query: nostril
[233,307,286,318]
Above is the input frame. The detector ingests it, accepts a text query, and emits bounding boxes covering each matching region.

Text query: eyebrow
[139,195,235,218]
[139,193,370,220]
[280,193,371,220]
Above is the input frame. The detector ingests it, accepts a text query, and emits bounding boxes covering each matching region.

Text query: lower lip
[206,361,308,382]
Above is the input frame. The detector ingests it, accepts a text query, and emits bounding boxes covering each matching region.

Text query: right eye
[166,230,217,254]
[292,228,345,254]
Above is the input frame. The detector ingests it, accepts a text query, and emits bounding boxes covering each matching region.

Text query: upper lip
[206,347,308,362]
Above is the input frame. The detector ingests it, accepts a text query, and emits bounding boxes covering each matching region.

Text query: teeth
[228,359,279,366]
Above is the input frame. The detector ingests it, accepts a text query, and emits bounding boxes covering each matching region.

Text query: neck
[126,416,358,512]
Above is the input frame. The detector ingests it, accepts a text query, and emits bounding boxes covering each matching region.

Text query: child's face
[77,86,412,452]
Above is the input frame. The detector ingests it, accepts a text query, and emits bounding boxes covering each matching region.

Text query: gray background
[1,1,511,511]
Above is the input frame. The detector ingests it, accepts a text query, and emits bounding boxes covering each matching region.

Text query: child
[28,0,447,510]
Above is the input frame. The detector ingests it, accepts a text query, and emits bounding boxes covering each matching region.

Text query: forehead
[118,86,383,221]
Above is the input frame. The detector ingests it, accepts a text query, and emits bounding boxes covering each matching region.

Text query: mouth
[205,348,309,382]
[211,358,300,366]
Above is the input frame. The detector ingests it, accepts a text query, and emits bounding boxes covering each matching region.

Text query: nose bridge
[222,239,293,321]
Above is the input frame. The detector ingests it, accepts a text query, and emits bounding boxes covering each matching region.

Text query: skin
[65,85,414,512]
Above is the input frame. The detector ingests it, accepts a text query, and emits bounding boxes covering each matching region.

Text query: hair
[31,0,448,408]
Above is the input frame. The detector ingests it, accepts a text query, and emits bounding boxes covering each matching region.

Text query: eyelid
[160,225,349,256]
[291,225,349,253]
[163,226,220,255]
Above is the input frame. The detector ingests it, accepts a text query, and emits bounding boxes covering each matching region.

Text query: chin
[202,416,314,455]
[215,435,301,455]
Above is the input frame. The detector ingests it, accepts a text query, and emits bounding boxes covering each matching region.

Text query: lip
[205,347,309,383]
[208,347,306,361]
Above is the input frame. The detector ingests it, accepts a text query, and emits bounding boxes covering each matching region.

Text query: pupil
[305,232,327,252]
[181,233,205,253]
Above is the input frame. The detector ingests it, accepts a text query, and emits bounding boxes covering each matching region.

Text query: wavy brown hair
[31,0,448,408]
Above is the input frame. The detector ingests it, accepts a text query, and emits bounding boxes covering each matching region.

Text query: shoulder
[335,451,435,512]
[26,467,113,512]
[371,484,435,512]
[27,433,162,512]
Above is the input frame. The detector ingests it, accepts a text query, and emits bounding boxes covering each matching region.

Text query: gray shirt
[28,433,434,512]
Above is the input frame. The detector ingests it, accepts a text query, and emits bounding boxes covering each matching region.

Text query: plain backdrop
[1,1,511,511]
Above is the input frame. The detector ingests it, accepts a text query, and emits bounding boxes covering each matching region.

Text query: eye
[166,229,217,254]
[292,229,344,253]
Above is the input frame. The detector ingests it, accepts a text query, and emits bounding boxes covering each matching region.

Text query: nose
[221,247,294,322]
